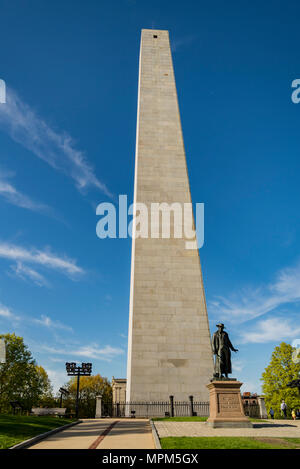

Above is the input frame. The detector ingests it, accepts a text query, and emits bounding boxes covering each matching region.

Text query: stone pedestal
[206,380,253,428]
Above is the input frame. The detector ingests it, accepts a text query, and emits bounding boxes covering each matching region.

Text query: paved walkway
[29,419,155,449]
[154,419,300,439]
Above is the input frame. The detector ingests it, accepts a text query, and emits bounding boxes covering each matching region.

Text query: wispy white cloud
[0,168,51,213]
[73,344,124,359]
[232,360,244,373]
[33,315,73,333]
[45,369,68,394]
[49,357,67,363]
[0,303,21,323]
[40,343,124,362]
[0,241,84,277]
[0,302,73,339]
[209,261,300,324]
[239,317,300,344]
[0,304,14,318]
[10,262,50,287]
[0,87,111,196]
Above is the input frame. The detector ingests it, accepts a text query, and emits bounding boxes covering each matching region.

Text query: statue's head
[216,323,224,331]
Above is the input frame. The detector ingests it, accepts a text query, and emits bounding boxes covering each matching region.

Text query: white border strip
[150,419,162,449]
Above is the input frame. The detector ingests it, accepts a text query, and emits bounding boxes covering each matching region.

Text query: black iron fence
[102,398,261,419]
[102,400,210,418]
[243,402,260,418]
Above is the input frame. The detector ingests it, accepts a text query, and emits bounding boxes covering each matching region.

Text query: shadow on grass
[0,414,75,449]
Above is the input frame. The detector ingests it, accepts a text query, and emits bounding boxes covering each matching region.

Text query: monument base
[206,419,253,429]
[206,380,253,429]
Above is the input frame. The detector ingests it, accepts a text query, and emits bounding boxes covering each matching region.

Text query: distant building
[112,377,126,403]
[241,392,268,418]
[242,392,258,405]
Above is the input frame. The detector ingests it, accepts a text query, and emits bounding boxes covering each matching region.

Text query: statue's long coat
[212,330,235,376]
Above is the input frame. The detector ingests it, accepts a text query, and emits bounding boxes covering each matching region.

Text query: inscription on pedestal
[218,393,240,413]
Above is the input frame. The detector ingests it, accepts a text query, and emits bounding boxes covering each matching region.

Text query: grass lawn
[249,418,268,423]
[160,436,300,449]
[0,414,76,449]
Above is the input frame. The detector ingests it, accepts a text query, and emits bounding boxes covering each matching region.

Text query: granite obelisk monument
[126,29,213,402]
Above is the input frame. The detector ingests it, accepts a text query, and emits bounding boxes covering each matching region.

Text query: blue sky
[0,0,300,394]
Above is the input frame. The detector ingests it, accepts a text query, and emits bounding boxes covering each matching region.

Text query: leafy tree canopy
[63,374,112,418]
[0,333,53,412]
[261,342,300,418]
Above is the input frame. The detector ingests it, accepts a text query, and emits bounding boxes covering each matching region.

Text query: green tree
[35,366,56,408]
[0,333,54,412]
[261,342,300,418]
[64,374,112,418]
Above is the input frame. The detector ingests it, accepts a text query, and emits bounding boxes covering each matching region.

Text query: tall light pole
[66,362,92,419]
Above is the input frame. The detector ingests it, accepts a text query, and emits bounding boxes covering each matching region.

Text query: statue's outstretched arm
[228,337,238,352]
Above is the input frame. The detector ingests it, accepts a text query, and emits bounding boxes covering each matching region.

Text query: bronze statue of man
[212,323,238,378]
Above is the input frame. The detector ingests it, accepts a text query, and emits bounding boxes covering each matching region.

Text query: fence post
[169,395,174,417]
[257,397,268,419]
[95,395,102,418]
[189,395,194,417]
